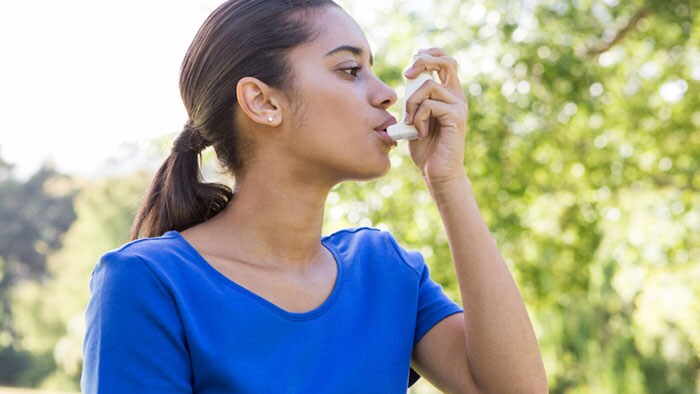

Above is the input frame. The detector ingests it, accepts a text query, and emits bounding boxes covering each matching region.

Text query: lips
[375,129,396,146]
[375,116,398,133]
[374,116,398,147]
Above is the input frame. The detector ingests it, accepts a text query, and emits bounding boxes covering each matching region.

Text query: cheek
[301,79,366,131]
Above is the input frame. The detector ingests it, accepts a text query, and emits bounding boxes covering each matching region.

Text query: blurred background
[0,0,698,392]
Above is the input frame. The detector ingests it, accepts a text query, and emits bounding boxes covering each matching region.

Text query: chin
[351,156,392,181]
[375,158,392,178]
[373,150,393,176]
[329,146,392,183]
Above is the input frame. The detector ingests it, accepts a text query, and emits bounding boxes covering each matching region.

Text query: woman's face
[280,6,398,184]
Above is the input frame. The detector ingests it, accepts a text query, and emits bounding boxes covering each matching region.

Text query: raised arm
[404,47,547,394]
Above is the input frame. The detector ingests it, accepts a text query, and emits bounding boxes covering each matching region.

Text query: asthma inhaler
[386,59,435,141]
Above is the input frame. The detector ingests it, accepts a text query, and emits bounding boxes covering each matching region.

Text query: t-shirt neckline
[165,230,344,321]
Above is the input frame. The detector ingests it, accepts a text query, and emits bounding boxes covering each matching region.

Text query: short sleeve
[412,255,464,345]
[81,251,192,394]
[382,232,464,388]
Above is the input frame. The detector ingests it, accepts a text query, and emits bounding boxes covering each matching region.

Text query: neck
[210,167,332,273]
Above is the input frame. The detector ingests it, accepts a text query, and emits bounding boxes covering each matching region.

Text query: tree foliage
[0,159,78,386]
[1,0,698,392]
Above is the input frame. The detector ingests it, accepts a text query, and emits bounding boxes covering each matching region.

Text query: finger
[417,47,448,57]
[404,54,461,93]
[412,99,457,138]
[405,80,460,125]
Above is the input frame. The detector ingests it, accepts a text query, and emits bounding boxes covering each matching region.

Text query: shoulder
[106,231,183,259]
[99,231,186,265]
[323,227,425,278]
[93,231,193,285]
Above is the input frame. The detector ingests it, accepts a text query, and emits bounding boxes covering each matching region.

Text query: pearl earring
[267,116,274,123]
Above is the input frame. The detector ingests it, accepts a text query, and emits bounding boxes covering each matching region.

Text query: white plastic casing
[387,71,435,141]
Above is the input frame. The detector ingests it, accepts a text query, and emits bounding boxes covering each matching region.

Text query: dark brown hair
[131,0,339,240]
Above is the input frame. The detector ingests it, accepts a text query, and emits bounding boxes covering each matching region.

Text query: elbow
[536,361,550,393]
[525,369,549,394]
[474,377,548,394]
[531,381,549,394]
[516,351,549,394]
[499,379,548,394]
[485,370,549,394]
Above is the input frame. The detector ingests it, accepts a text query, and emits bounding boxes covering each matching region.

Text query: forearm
[427,174,547,393]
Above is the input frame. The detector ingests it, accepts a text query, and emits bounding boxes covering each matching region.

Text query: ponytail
[130,121,233,240]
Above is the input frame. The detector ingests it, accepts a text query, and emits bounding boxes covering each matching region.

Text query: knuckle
[421,80,436,92]
[445,56,458,68]
[459,103,469,114]
[413,54,427,63]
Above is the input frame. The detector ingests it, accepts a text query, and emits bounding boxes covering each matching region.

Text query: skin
[182,5,548,394]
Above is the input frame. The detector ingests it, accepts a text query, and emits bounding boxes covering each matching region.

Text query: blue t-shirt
[81,227,463,393]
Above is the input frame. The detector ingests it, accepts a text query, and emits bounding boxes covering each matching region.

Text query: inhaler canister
[386,70,435,141]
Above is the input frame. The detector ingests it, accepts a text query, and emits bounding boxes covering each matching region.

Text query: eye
[340,66,362,77]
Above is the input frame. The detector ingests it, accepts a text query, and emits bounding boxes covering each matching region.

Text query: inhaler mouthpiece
[386,71,435,141]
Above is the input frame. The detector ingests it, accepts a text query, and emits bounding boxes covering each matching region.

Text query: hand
[403,48,469,186]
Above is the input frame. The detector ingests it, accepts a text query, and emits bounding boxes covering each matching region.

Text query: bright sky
[0,0,221,178]
[0,0,399,179]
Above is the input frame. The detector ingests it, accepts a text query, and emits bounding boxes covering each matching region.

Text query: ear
[236,77,284,126]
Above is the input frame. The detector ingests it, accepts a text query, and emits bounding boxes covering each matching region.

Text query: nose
[370,75,398,110]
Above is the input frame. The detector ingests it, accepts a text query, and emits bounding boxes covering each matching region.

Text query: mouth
[374,117,398,147]
[374,129,396,147]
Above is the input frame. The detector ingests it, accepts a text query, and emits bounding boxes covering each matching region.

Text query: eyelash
[341,66,362,77]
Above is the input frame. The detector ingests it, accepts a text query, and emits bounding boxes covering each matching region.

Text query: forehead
[301,6,372,60]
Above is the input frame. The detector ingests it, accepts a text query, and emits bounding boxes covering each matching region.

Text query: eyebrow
[324,45,374,66]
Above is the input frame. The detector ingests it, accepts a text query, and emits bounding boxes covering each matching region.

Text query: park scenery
[0,0,698,393]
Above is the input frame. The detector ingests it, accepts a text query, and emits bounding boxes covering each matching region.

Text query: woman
[81,0,547,393]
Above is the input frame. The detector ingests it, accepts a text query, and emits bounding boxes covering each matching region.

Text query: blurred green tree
[0,153,78,386]
[4,0,699,392]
